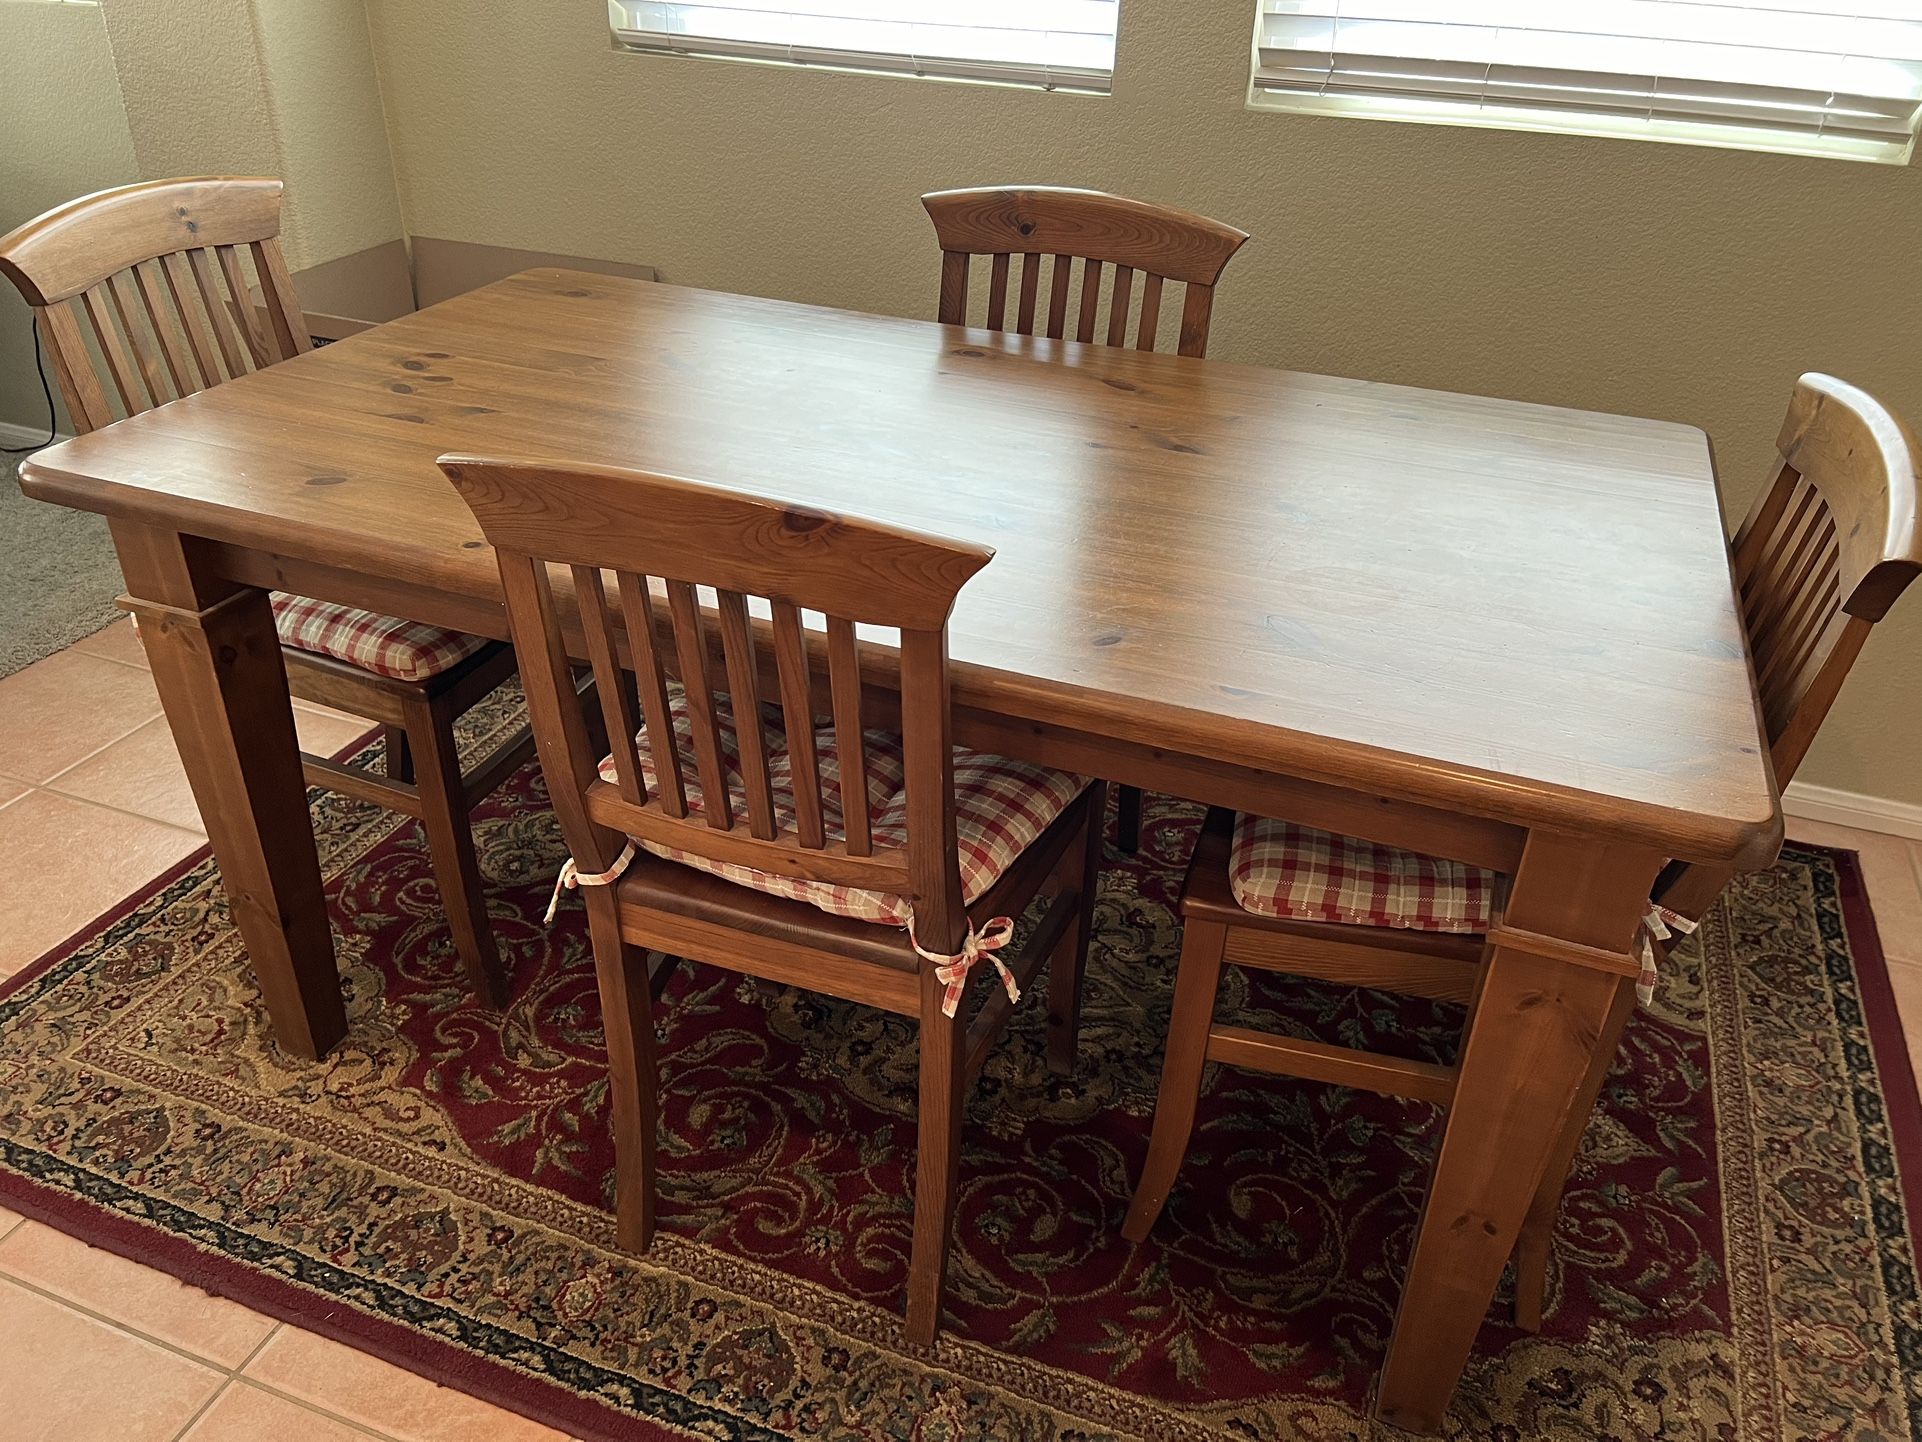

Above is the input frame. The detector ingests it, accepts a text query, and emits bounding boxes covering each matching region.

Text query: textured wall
[248,0,403,270]
[97,0,281,198]
[0,2,139,434]
[364,0,1922,807]
[98,0,402,273]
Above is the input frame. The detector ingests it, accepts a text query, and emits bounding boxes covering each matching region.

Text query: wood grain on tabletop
[19,269,1778,864]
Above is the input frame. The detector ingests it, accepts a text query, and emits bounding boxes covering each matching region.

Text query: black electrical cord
[2,318,59,454]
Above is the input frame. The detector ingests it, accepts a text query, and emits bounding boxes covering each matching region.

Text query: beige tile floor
[0,619,1918,1439]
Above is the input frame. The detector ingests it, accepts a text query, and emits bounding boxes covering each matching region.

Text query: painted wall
[97,0,403,274]
[364,0,1922,807]
[247,0,404,271]
[0,1,138,434]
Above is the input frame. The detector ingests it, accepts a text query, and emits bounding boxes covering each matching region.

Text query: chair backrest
[1734,372,1922,783]
[0,176,310,434]
[921,186,1249,359]
[440,457,995,953]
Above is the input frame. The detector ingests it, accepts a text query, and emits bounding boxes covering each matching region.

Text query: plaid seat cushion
[1229,814,1499,933]
[271,594,491,683]
[599,684,1088,927]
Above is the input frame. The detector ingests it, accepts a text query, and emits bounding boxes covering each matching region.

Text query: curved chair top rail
[921,186,1250,287]
[1730,371,1922,785]
[440,456,993,633]
[1774,371,1922,623]
[0,176,286,308]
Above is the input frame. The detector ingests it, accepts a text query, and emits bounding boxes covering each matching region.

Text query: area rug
[0,452,124,678]
[1,687,1919,1440]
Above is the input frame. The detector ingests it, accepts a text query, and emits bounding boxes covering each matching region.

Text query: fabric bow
[911,916,1020,1019]
[545,842,638,923]
[1635,902,1698,1006]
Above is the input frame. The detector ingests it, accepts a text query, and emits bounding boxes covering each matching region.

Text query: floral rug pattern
[1,687,1918,1440]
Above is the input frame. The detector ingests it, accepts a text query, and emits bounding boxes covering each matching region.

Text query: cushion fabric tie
[1636,902,1698,1006]
[911,916,1019,1019]
[545,842,637,924]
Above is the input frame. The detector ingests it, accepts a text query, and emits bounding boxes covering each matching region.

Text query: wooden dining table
[19,269,1780,1431]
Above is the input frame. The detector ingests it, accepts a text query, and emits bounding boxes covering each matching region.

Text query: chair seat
[270,594,492,683]
[1229,814,1499,934]
[600,684,1088,927]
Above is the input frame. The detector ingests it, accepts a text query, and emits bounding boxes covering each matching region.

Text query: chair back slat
[1075,258,1103,343]
[159,250,225,390]
[187,247,250,380]
[103,272,168,408]
[1016,252,1042,333]
[617,576,687,818]
[78,286,145,415]
[127,261,193,399]
[1046,253,1072,340]
[1748,497,1837,688]
[938,252,969,329]
[924,186,1249,359]
[985,253,1010,330]
[250,238,313,361]
[215,244,273,369]
[665,579,736,832]
[1178,285,1217,357]
[826,615,873,857]
[1136,272,1165,350]
[35,301,113,431]
[717,589,779,840]
[772,601,828,849]
[573,565,647,807]
[443,458,993,950]
[1106,264,1134,347]
[1729,373,1922,783]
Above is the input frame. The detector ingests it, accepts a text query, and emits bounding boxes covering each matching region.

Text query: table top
[21,269,1780,864]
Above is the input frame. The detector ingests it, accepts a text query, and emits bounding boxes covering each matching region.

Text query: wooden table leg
[1372,831,1662,1433]
[112,521,346,1060]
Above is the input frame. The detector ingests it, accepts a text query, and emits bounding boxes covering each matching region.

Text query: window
[608,0,1119,93]
[1250,3,1922,164]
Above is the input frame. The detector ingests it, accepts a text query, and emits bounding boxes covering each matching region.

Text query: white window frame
[1247,4,1922,166]
[607,0,1119,95]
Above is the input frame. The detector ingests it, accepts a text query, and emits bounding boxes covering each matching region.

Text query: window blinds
[1252,2,1922,162]
[610,0,1119,92]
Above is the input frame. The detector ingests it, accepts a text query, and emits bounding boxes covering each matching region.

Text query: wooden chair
[922,184,1250,851]
[1121,372,1922,1332]
[441,455,1104,1344]
[0,177,532,1004]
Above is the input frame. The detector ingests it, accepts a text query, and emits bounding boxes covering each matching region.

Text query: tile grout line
[10,712,165,793]
[0,1265,408,1442]
[162,1324,286,1442]
[33,778,210,841]
[0,1269,250,1377]
[220,1376,413,1442]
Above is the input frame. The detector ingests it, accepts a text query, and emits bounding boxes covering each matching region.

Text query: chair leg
[585,891,659,1253]
[1122,916,1229,1243]
[1047,784,1104,1077]
[1511,975,1639,1331]
[906,967,967,1346]
[382,725,413,783]
[1114,784,1143,854]
[400,691,507,1006]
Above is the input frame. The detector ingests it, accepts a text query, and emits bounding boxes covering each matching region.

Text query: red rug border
[1818,842,1922,1191]
[1,834,1917,1442]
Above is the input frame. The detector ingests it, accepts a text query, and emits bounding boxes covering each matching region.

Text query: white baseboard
[1783,781,1922,842]
[0,419,69,452]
